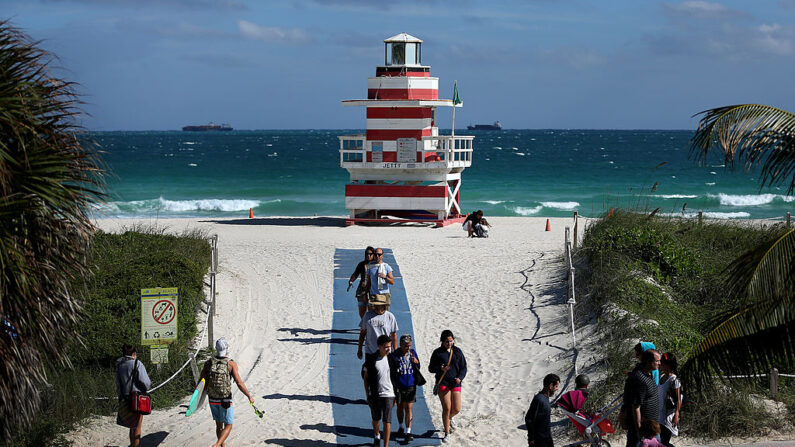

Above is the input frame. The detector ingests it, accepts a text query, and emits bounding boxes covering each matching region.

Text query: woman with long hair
[348,246,375,318]
[657,352,682,447]
[428,330,467,443]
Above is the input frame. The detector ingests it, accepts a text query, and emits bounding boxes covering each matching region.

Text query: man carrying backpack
[201,337,255,447]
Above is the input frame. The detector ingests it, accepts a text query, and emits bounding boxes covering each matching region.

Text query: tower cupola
[384,33,422,66]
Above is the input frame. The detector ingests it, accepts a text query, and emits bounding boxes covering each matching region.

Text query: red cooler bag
[129,392,152,415]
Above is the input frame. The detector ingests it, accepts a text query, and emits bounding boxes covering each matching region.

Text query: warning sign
[151,344,169,364]
[141,288,178,345]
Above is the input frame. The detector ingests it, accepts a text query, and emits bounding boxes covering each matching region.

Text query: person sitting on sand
[200,337,255,447]
[348,246,375,318]
[463,210,490,238]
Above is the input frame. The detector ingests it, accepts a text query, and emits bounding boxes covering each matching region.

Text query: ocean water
[93,130,794,220]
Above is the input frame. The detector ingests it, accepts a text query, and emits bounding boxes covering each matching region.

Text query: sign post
[141,287,179,347]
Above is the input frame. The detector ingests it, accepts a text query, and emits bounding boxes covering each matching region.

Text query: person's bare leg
[129,415,142,447]
[383,421,391,446]
[358,304,366,318]
[450,391,462,419]
[406,402,414,431]
[439,390,452,435]
[212,423,233,447]
[396,402,405,426]
[214,420,223,443]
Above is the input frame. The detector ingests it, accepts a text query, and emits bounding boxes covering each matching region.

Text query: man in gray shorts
[361,334,399,446]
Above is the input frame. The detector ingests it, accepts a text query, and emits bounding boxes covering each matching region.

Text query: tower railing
[338,134,474,168]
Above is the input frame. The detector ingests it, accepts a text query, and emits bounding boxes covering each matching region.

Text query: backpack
[664,376,681,411]
[207,357,232,400]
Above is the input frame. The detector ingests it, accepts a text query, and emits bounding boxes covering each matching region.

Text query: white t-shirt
[360,310,399,354]
[375,355,395,397]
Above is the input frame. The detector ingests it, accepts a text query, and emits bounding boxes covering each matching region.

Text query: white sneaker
[442,433,449,443]
[450,419,456,433]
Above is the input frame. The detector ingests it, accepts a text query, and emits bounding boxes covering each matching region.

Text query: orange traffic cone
[545,219,551,231]
[249,208,254,218]
[608,207,613,218]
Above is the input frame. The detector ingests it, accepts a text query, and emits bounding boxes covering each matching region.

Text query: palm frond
[689,104,795,193]
[680,229,795,393]
[0,20,105,440]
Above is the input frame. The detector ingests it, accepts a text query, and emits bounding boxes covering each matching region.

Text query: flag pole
[452,80,457,138]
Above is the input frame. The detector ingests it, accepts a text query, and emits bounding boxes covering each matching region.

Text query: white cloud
[237,20,311,45]
[754,23,791,55]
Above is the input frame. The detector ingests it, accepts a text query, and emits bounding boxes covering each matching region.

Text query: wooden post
[698,210,703,225]
[573,211,579,249]
[787,212,791,228]
[770,367,779,396]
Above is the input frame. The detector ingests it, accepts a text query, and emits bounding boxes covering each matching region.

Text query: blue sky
[5,0,795,130]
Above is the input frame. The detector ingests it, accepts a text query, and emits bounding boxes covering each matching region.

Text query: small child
[575,374,590,398]
[639,418,665,447]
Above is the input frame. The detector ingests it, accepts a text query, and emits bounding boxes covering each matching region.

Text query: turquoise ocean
[94,130,794,220]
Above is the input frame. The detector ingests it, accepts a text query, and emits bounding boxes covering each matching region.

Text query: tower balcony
[338,134,474,174]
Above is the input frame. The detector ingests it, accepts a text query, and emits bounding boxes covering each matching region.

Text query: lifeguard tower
[338,33,474,227]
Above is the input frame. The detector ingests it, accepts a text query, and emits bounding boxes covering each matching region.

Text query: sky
[4,0,795,130]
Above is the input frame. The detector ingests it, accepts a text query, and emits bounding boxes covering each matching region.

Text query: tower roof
[384,33,422,44]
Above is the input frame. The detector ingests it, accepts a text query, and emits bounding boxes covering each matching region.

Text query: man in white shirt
[361,335,399,447]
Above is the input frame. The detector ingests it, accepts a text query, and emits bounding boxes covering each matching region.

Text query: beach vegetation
[6,227,212,446]
[580,211,793,437]
[0,20,105,441]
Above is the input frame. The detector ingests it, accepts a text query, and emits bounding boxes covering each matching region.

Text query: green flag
[453,82,461,105]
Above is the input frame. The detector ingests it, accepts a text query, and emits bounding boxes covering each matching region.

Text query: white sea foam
[663,211,751,219]
[266,143,273,146]
[709,193,794,206]
[493,146,502,150]
[710,171,717,175]
[483,200,506,205]
[107,197,268,214]
[515,152,526,156]
[540,201,579,210]
[182,141,196,145]
[188,163,198,167]
[513,205,543,216]
[652,194,698,199]
[705,182,715,186]
[512,147,518,150]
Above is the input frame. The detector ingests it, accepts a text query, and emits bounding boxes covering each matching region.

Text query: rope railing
[565,212,579,375]
[148,233,218,393]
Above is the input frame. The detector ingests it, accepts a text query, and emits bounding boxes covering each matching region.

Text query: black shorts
[396,386,416,404]
[368,396,395,423]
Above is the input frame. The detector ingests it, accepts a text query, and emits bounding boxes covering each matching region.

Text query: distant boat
[467,121,502,131]
[182,122,233,132]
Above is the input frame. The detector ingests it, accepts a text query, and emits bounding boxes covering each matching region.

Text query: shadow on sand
[199,217,347,227]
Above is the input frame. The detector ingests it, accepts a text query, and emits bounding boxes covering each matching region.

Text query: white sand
[67,216,582,446]
[65,216,794,446]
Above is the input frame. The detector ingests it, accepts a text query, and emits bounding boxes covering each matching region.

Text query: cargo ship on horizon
[467,121,502,131]
[182,122,233,132]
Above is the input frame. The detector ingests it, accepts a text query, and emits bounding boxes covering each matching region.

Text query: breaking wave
[540,201,580,210]
[709,193,794,207]
[513,206,543,216]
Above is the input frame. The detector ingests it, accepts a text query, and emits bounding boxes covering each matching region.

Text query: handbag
[413,365,427,387]
[125,360,152,415]
[432,349,453,396]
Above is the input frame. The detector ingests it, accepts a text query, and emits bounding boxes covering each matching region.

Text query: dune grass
[578,211,793,437]
[4,227,211,447]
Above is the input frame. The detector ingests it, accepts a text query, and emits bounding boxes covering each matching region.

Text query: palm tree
[682,104,795,391]
[0,21,105,439]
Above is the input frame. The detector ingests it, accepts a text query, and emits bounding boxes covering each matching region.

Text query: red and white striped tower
[339,33,474,227]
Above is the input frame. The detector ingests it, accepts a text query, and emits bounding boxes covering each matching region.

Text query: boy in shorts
[390,334,420,442]
[362,334,399,446]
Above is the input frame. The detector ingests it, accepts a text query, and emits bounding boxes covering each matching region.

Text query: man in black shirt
[525,373,560,447]
[623,349,661,447]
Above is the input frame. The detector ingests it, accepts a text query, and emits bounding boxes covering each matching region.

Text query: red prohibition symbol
[152,299,176,324]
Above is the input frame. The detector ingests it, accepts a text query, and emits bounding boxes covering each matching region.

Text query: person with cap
[366,248,394,309]
[357,294,398,362]
[200,337,255,447]
[362,334,400,447]
[390,334,421,443]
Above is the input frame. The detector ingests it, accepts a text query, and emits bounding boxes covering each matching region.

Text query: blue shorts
[210,402,234,424]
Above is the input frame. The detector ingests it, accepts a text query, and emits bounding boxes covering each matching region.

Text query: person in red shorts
[428,329,467,443]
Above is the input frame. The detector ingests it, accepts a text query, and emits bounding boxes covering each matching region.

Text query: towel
[378,263,387,287]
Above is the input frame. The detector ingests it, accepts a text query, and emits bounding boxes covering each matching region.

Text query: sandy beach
[65,216,589,446]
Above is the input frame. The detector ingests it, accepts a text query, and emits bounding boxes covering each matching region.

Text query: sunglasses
[375,253,384,256]
[365,252,374,256]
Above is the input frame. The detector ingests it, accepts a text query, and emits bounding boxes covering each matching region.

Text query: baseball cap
[215,337,228,357]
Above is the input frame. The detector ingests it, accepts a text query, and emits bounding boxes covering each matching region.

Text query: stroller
[556,389,622,447]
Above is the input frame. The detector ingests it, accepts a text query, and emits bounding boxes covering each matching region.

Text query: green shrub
[6,228,211,446]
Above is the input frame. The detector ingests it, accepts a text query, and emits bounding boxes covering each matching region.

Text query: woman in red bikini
[428,329,467,443]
